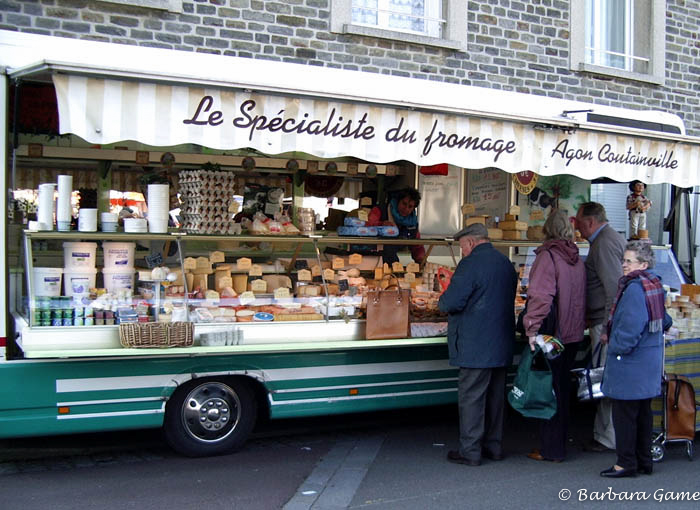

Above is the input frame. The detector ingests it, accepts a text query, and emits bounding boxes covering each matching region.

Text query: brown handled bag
[365,282,410,340]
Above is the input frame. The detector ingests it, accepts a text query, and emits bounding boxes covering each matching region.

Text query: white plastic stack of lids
[124,218,148,233]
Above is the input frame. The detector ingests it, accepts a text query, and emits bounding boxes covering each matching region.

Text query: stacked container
[63,242,98,299]
[101,242,136,293]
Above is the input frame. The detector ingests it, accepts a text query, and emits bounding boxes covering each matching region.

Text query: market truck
[1,32,699,457]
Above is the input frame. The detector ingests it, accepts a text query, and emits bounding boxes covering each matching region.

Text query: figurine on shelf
[626,180,651,240]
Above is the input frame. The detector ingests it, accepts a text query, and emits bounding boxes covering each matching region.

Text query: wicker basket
[119,322,194,348]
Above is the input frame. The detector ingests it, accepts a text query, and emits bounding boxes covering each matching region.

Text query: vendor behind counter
[368,187,425,264]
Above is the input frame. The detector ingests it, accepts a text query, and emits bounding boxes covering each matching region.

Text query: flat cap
[453,223,489,240]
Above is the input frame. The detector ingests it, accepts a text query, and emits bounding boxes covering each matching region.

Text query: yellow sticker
[357,209,369,222]
[392,262,404,273]
[274,287,290,299]
[323,268,335,281]
[332,257,345,269]
[310,265,322,276]
[249,264,263,276]
[406,262,420,273]
[349,253,363,265]
[297,269,312,281]
[237,257,252,270]
[250,279,267,292]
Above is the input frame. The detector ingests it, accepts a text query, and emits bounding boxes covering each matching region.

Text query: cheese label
[332,257,345,269]
[349,253,363,265]
[323,268,335,281]
[374,267,384,280]
[209,251,225,263]
[250,279,267,292]
[392,262,404,273]
[196,256,210,269]
[359,196,373,207]
[310,264,322,276]
[404,272,416,283]
[357,209,369,222]
[249,264,263,276]
[237,257,252,270]
[274,287,290,299]
[239,291,256,305]
[183,257,197,270]
[297,269,312,281]
[406,262,420,273]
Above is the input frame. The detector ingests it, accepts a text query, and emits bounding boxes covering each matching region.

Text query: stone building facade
[0,0,698,134]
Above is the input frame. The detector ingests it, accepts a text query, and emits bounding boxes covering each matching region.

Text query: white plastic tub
[33,267,63,297]
[102,242,135,268]
[63,242,97,269]
[102,267,136,293]
[63,267,97,297]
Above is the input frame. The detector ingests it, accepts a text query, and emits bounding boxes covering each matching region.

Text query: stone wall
[1,0,699,134]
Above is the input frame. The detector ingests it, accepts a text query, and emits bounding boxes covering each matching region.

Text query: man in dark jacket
[438,223,518,466]
[575,202,626,452]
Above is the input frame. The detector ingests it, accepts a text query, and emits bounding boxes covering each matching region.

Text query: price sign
[310,265,322,276]
[349,253,363,265]
[294,259,308,270]
[404,273,416,283]
[338,279,349,291]
[357,209,369,222]
[323,268,335,281]
[249,264,263,276]
[237,257,252,270]
[274,287,290,299]
[332,257,345,269]
[183,257,197,270]
[239,291,256,305]
[406,262,420,273]
[392,262,404,273]
[297,269,312,281]
[250,279,267,292]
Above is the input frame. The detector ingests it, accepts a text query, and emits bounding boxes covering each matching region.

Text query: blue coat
[438,243,518,368]
[601,279,666,400]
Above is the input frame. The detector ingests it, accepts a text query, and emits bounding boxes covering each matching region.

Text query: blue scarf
[389,198,418,228]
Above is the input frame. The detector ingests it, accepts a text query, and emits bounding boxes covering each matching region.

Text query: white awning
[3,32,699,187]
[52,73,700,187]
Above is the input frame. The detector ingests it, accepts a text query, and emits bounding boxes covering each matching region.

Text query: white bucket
[102,267,136,293]
[63,267,97,297]
[63,242,97,269]
[33,267,63,297]
[102,242,135,268]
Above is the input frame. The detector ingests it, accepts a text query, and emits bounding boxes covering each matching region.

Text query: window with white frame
[331,0,467,51]
[570,0,665,84]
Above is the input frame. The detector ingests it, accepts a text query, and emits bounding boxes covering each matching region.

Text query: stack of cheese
[461,203,502,240]
[497,206,527,241]
[666,285,700,339]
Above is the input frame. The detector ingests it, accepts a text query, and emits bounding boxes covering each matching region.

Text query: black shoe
[600,466,636,478]
[447,450,481,466]
[637,466,653,475]
[482,450,504,461]
[586,440,613,453]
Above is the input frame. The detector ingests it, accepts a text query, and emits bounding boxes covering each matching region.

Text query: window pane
[352,0,442,37]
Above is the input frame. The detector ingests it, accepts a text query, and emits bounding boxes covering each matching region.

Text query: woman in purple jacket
[523,209,586,463]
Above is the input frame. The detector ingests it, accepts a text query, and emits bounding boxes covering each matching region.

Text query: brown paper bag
[365,286,410,340]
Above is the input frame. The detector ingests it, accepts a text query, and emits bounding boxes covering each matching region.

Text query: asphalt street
[1,402,699,510]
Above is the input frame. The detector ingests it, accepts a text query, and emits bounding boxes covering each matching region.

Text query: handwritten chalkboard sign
[466,167,509,221]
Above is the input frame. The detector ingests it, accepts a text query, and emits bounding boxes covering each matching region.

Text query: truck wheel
[164,377,257,457]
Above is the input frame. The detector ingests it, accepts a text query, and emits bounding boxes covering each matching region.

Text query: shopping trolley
[651,373,699,462]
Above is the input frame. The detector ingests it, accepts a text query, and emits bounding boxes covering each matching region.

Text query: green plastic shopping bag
[508,345,557,419]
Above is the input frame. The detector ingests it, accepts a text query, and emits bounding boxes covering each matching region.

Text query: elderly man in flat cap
[439,223,518,466]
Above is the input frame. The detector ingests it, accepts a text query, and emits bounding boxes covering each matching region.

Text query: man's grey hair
[625,240,655,269]
[454,223,489,241]
[578,202,608,223]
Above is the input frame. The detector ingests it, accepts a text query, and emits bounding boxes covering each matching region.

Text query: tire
[164,377,258,457]
[651,441,665,463]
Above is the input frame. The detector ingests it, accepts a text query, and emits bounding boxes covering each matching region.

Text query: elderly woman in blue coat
[600,241,671,478]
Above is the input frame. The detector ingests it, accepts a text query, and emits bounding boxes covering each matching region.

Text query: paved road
[2,403,699,510]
